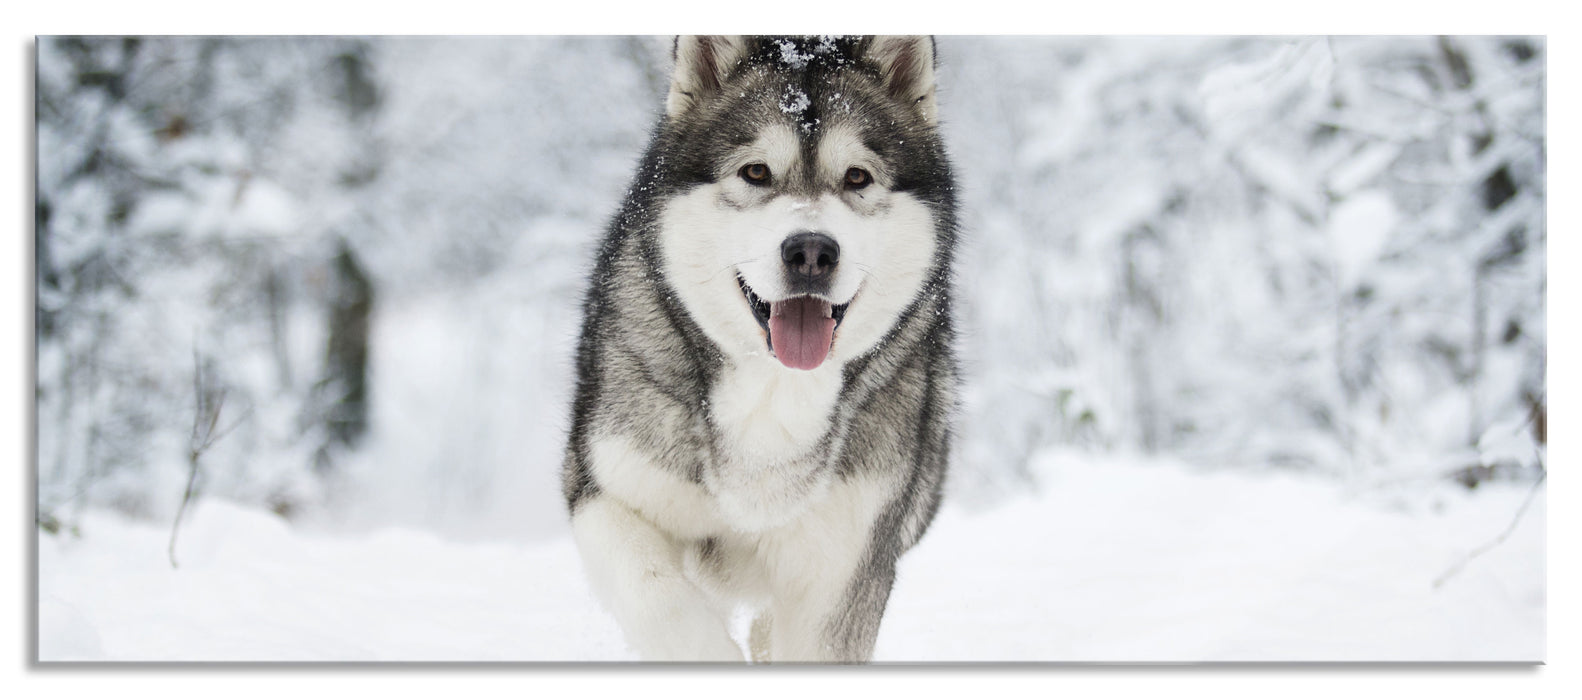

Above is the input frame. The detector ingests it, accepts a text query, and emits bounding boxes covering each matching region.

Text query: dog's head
[654,36,955,371]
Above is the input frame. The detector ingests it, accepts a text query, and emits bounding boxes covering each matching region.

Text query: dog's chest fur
[590,356,851,537]
[708,359,842,460]
[701,359,846,529]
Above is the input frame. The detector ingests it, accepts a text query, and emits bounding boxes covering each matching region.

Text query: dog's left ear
[867,36,938,126]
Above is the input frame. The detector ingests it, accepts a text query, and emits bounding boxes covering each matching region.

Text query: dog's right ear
[667,36,749,119]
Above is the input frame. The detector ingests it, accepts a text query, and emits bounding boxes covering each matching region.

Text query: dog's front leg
[767,552,896,663]
[571,496,743,662]
[759,475,899,663]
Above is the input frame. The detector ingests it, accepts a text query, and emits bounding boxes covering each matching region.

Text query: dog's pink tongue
[769,297,836,370]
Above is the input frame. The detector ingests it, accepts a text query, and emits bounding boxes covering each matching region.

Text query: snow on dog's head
[655,36,956,370]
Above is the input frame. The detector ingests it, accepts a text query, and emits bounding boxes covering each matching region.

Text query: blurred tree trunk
[319,239,374,463]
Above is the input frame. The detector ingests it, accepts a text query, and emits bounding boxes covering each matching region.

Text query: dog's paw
[630,592,744,662]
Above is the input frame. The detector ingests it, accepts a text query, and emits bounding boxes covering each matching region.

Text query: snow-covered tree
[36,37,388,527]
[945,36,1544,499]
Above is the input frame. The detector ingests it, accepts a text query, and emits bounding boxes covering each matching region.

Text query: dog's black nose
[781,231,840,281]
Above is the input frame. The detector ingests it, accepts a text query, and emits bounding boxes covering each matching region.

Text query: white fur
[709,357,841,458]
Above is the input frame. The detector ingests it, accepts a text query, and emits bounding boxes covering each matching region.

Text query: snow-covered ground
[38,449,1542,663]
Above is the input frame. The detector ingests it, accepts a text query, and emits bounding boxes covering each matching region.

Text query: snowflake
[776,39,812,69]
[779,85,811,115]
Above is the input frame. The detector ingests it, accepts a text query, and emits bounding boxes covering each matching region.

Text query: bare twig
[1433,468,1546,589]
[168,345,251,569]
[168,442,205,569]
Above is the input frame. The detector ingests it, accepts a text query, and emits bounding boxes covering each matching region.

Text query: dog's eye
[740,163,771,185]
[844,167,872,190]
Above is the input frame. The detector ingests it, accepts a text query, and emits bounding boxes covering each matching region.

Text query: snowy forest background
[35,35,1546,545]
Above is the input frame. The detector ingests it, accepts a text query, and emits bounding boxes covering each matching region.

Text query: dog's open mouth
[739,276,850,371]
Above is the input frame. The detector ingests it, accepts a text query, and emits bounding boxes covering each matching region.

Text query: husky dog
[562,35,957,663]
